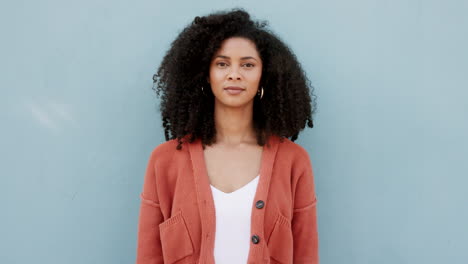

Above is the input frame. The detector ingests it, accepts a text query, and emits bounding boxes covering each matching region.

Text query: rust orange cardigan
[136,134,319,264]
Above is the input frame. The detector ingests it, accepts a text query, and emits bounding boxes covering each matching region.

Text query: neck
[213,101,256,146]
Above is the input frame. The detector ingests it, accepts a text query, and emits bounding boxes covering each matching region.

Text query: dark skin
[204,37,264,193]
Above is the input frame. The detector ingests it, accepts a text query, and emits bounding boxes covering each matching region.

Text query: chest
[203,144,263,193]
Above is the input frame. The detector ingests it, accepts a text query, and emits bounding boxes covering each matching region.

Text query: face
[208,37,263,108]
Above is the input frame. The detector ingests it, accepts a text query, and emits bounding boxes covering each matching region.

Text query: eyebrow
[215,55,259,61]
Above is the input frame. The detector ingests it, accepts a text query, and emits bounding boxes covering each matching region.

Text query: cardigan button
[251,235,260,244]
[255,200,265,209]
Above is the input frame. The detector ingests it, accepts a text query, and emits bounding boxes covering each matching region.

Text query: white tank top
[210,174,260,264]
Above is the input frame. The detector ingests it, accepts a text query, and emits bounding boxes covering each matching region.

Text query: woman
[136,8,319,264]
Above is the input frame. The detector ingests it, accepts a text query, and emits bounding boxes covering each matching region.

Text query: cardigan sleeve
[135,150,165,264]
[292,153,319,264]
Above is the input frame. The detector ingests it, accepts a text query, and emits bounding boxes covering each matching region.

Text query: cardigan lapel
[188,134,280,264]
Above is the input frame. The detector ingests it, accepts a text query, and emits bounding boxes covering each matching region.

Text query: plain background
[1,0,467,263]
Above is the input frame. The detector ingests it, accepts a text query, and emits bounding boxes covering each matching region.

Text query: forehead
[214,37,260,57]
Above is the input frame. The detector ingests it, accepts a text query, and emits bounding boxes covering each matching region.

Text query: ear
[206,76,210,83]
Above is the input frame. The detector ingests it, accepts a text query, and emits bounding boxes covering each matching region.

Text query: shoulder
[276,136,312,164]
[146,138,188,165]
[275,137,314,182]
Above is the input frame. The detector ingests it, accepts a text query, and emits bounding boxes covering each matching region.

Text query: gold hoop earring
[257,87,264,99]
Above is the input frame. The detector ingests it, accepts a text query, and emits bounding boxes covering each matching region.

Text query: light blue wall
[1,0,467,263]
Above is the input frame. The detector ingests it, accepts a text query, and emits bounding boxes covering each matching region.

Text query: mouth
[224,86,245,95]
[224,86,245,91]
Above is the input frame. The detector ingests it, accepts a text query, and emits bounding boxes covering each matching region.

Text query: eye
[216,62,228,67]
[243,63,254,68]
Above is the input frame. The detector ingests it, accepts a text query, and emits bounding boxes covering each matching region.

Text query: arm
[135,151,165,264]
[292,154,319,264]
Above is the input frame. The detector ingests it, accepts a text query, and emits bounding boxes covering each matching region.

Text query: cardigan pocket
[266,211,293,264]
[159,210,194,264]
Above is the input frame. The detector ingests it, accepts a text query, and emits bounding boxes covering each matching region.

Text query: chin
[215,97,255,108]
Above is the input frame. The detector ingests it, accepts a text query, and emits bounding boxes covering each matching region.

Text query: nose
[227,65,242,80]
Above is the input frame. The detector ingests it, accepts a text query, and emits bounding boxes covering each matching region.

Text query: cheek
[247,69,262,82]
[209,69,225,84]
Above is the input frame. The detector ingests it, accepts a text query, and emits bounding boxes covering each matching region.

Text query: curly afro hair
[152,8,317,150]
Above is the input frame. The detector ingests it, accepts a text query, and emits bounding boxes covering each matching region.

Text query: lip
[224,86,245,90]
